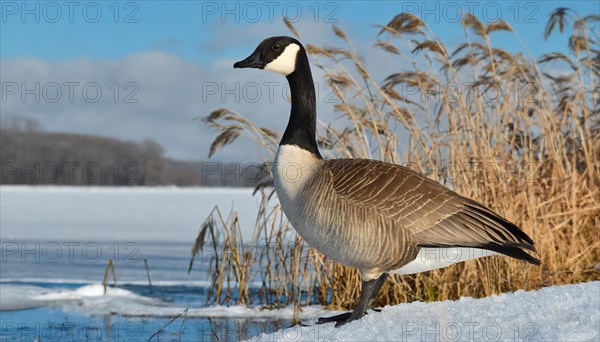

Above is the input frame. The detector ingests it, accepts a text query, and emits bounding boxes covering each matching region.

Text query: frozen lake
[0,185,262,243]
[0,185,292,341]
[1,185,263,281]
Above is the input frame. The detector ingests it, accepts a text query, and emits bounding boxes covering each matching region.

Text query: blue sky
[4,1,598,61]
[1,1,599,161]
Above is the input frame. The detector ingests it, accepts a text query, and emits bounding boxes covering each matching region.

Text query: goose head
[233,36,303,76]
[233,36,320,157]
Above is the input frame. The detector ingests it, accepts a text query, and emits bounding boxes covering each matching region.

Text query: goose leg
[316,273,388,327]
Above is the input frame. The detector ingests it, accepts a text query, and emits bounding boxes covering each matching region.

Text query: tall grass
[194,9,599,314]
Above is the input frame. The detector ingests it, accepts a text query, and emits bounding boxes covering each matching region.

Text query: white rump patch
[265,43,300,76]
[392,247,498,275]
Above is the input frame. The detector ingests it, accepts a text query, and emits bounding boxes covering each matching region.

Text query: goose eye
[272,44,281,51]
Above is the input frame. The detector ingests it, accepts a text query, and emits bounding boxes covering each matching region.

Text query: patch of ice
[0,284,46,311]
[34,284,145,300]
[0,282,337,320]
[0,283,164,312]
[0,278,238,288]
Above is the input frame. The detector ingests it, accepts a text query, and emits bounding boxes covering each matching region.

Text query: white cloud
[1,21,407,162]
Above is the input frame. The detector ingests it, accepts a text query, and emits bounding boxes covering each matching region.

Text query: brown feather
[317,159,540,268]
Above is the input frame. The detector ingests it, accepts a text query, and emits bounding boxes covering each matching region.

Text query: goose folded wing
[325,159,540,265]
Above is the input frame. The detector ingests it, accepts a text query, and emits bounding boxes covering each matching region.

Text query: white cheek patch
[264,43,300,76]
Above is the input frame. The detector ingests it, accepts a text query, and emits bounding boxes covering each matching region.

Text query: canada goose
[234,36,540,327]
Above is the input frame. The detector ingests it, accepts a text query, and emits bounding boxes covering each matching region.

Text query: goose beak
[234,50,265,69]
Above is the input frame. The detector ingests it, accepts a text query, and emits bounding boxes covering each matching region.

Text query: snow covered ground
[255,281,600,342]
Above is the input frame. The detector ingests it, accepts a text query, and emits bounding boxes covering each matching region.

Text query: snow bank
[253,281,599,342]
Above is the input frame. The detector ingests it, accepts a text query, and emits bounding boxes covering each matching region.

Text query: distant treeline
[0,128,267,187]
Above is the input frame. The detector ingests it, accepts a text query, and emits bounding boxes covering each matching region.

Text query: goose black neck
[280,51,322,158]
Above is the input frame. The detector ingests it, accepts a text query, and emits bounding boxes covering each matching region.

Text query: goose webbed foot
[331,310,365,327]
[300,312,351,326]
[316,311,352,324]
[319,307,381,326]
[310,308,379,327]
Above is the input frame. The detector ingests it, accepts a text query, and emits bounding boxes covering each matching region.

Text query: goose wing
[324,158,540,264]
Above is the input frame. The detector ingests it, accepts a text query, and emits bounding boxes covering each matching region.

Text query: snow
[253,281,600,342]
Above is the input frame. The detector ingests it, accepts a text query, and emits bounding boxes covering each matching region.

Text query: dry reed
[194,9,599,312]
